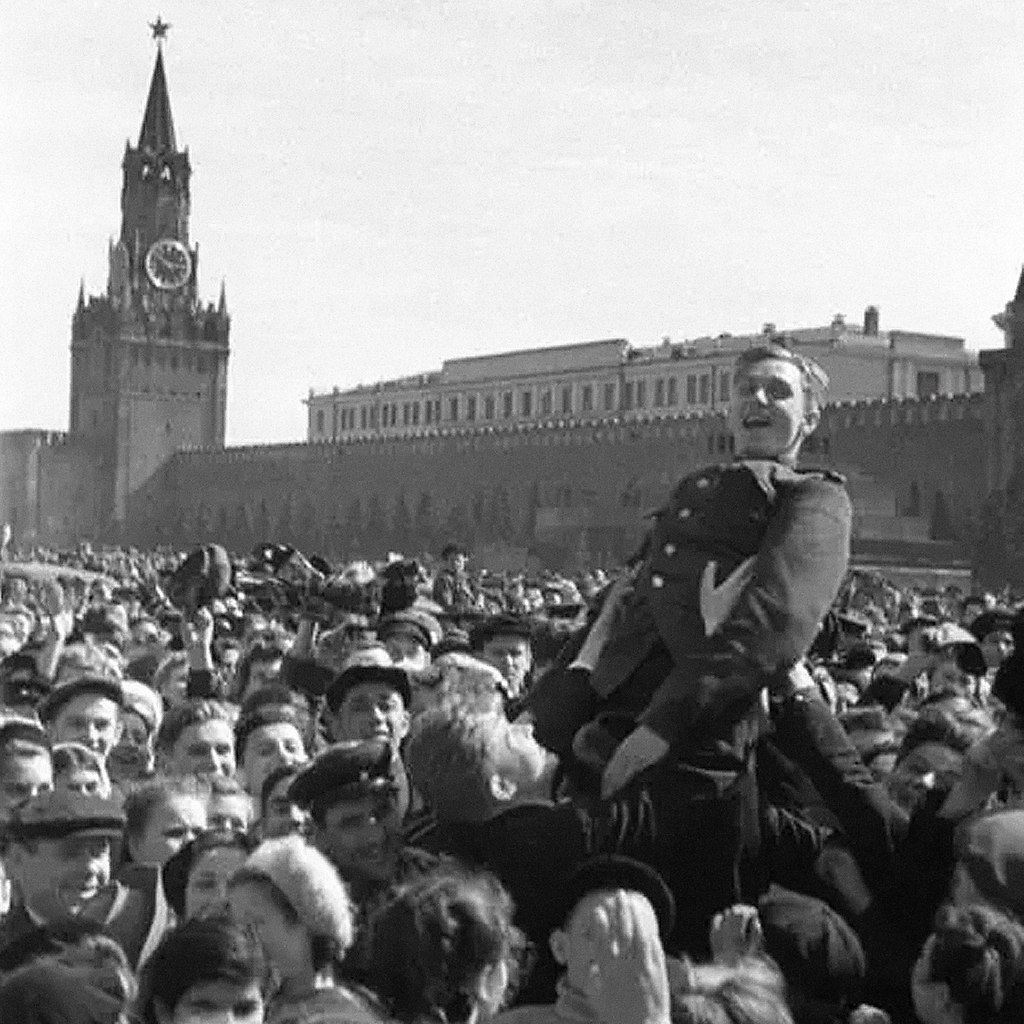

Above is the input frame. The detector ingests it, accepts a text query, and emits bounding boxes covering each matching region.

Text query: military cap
[556,855,676,945]
[0,716,48,750]
[288,739,396,810]
[469,614,534,650]
[378,609,441,650]
[5,790,125,843]
[38,676,123,724]
[325,664,412,715]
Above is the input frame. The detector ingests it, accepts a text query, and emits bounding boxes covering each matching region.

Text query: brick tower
[69,31,229,527]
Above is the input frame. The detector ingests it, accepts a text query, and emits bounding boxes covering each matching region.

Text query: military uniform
[530,458,852,955]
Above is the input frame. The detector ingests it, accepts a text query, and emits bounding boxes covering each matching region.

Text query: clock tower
[69,31,229,528]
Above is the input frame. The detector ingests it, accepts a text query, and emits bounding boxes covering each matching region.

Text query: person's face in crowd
[886,743,964,813]
[245,658,282,695]
[241,722,306,800]
[314,793,403,884]
[0,751,53,818]
[56,767,106,798]
[333,684,410,747]
[158,662,190,708]
[169,721,236,778]
[108,709,155,781]
[185,846,249,921]
[207,791,253,835]
[480,635,532,700]
[216,641,242,678]
[49,695,122,762]
[156,978,264,1024]
[729,357,818,463]
[928,656,967,695]
[229,879,309,981]
[384,635,430,672]
[447,552,468,575]
[7,833,113,921]
[981,630,1013,670]
[551,889,651,994]
[261,774,308,840]
[133,794,208,866]
[495,719,558,802]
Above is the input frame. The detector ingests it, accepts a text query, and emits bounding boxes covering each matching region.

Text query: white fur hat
[240,835,355,951]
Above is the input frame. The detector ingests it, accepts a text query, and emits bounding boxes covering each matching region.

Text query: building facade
[305,308,979,443]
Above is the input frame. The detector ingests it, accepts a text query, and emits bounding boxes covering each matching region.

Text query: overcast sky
[3,1,1022,444]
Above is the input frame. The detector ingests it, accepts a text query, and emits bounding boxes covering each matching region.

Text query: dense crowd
[2,342,1024,1024]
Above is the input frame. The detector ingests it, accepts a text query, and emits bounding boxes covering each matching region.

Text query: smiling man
[0,789,167,969]
[527,339,852,954]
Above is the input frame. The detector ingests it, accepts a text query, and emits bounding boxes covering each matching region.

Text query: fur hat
[239,834,355,951]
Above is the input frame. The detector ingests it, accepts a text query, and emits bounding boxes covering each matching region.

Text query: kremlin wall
[2,40,1016,586]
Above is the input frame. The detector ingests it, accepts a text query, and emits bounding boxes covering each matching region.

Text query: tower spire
[76,278,85,312]
[218,279,227,315]
[138,43,176,152]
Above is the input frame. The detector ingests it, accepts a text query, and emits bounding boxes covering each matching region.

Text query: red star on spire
[149,16,171,42]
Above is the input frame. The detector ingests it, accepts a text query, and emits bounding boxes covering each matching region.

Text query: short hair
[160,832,253,919]
[134,917,267,1024]
[405,709,509,823]
[366,868,523,1023]
[734,341,829,414]
[51,743,110,796]
[156,699,235,756]
[123,775,211,843]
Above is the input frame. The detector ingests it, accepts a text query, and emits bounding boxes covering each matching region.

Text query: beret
[378,609,441,650]
[5,790,125,843]
[288,739,396,810]
[325,664,412,715]
[39,676,123,723]
[469,614,534,649]
[556,855,675,945]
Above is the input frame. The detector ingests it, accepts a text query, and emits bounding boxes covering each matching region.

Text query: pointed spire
[218,279,227,315]
[76,278,85,312]
[138,47,176,152]
[1014,265,1024,305]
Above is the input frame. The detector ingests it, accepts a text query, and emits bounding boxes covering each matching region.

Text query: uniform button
[651,574,665,588]
[678,508,692,519]
[696,477,710,489]
[663,543,677,556]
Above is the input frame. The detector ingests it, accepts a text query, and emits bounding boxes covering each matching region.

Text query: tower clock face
[145,238,192,290]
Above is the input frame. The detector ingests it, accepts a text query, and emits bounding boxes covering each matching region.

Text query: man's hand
[709,904,762,965]
[584,890,671,1024]
[181,607,215,671]
[602,725,669,799]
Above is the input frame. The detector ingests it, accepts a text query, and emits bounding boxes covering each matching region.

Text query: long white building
[305,306,980,442]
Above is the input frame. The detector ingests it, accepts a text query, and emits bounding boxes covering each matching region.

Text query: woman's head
[135,917,268,1024]
[366,868,523,1024]
[228,834,355,978]
[162,830,252,921]
[914,903,1024,1024]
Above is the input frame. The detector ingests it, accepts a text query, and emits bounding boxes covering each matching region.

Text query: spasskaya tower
[69,21,229,527]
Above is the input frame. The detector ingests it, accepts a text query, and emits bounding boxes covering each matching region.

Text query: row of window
[314,371,732,437]
[78,347,216,377]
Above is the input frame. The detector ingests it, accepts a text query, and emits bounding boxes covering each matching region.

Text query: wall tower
[69,27,229,527]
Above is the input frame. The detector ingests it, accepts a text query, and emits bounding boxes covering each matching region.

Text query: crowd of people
[0,341,1023,1024]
